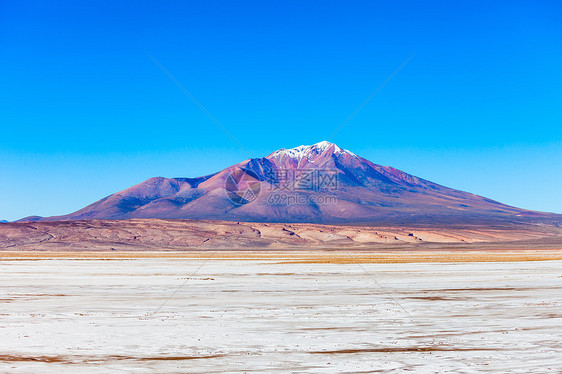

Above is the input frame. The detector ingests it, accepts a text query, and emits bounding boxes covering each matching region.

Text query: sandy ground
[1,257,561,373]
[3,219,562,251]
[1,249,562,263]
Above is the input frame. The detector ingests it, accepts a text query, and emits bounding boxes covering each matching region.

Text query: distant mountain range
[21,141,560,226]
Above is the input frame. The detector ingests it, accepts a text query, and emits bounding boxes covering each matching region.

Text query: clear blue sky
[1,0,561,221]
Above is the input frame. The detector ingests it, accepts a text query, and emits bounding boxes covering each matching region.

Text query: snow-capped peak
[267,141,357,162]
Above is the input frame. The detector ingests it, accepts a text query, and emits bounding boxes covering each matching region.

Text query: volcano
[23,141,560,225]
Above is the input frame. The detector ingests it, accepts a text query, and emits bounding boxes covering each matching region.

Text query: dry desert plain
[2,218,562,251]
[1,219,562,373]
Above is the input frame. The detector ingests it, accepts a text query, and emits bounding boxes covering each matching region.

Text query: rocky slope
[20,141,561,225]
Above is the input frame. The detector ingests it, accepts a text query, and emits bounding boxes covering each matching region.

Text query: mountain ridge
[20,141,560,225]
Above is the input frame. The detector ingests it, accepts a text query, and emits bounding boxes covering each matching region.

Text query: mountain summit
[24,142,558,225]
[268,140,356,162]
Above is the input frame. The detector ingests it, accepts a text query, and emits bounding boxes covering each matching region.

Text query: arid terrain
[1,218,562,251]
[2,220,562,373]
[2,218,562,373]
[1,258,561,373]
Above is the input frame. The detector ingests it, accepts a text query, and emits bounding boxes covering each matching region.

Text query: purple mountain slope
[23,141,560,225]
